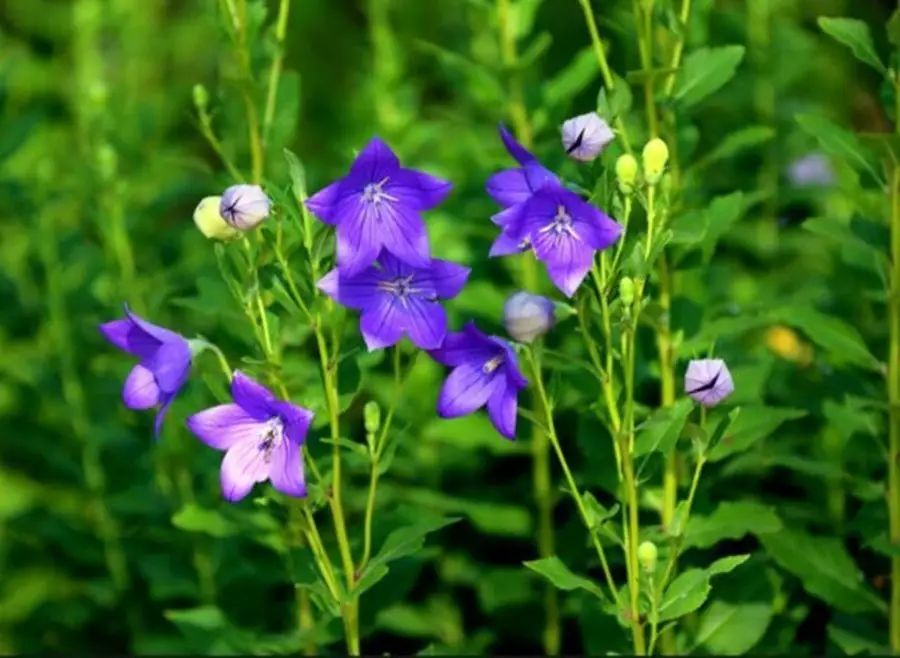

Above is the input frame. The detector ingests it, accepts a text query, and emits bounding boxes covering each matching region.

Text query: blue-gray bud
[503,291,555,343]
[220,184,272,231]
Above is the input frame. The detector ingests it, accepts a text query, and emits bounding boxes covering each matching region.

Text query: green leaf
[695,600,772,654]
[171,504,237,538]
[523,556,605,600]
[635,398,694,457]
[692,126,775,171]
[818,17,885,73]
[795,114,882,184]
[701,192,745,261]
[658,554,749,621]
[685,501,782,549]
[760,529,886,614]
[596,74,633,122]
[542,48,599,109]
[673,46,745,107]
[803,217,889,283]
[354,517,459,597]
[708,406,806,462]
[889,9,900,48]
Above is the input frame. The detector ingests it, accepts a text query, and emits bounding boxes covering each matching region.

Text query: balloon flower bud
[642,138,669,185]
[638,541,658,573]
[220,184,272,231]
[503,291,555,343]
[193,195,238,240]
[193,83,209,112]
[684,358,734,407]
[364,400,381,435]
[615,153,639,194]
[561,111,615,162]
[619,277,636,306]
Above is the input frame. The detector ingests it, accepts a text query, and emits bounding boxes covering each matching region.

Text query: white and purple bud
[219,184,271,231]
[787,153,835,188]
[561,112,615,162]
[193,195,238,240]
[684,358,734,407]
[503,291,556,343]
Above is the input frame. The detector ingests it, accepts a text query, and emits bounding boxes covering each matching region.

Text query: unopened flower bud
[193,84,209,111]
[193,195,238,240]
[561,111,614,162]
[503,291,555,343]
[220,184,271,230]
[685,358,734,407]
[638,541,658,573]
[642,138,669,185]
[616,154,639,194]
[619,277,635,306]
[364,401,381,435]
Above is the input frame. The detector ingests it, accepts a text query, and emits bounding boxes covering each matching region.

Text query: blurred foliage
[1,0,899,654]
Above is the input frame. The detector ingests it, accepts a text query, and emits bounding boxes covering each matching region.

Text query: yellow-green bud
[619,277,635,306]
[638,541,658,573]
[364,401,381,435]
[193,195,238,240]
[642,138,669,185]
[193,84,209,112]
[615,153,639,194]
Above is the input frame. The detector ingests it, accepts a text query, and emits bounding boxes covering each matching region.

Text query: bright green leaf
[818,17,885,73]
[673,46,745,107]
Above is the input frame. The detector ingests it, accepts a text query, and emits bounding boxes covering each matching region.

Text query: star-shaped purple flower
[318,252,470,351]
[496,185,622,297]
[684,358,734,407]
[187,371,313,502]
[306,137,452,277]
[429,321,528,439]
[99,306,192,436]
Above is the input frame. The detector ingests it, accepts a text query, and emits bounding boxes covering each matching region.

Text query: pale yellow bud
[193,195,238,240]
[615,154,639,194]
[642,138,669,185]
[638,541,658,573]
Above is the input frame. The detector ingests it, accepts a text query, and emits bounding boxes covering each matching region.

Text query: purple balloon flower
[430,321,528,439]
[494,185,622,297]
[187,371,313,503]
[99,306,192,436]
[306,137,452,277]
[486,124,560,209]
[684,358,734,407]
[318,252,470,351]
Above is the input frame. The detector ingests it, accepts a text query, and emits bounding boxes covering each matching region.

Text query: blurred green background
[1,0,898,654]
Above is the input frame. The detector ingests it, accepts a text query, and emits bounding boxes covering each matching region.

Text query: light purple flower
[561,112,614,161]
[220,184,271,230]
[503,291,555,343]
[187,371,313,502]
[99,306,192,436]
[494,185,622,297]
[787,153,835,188]
[684,359,734,407]
[318,252,469,351]
[306,138,452,277]
[430,321,528,439]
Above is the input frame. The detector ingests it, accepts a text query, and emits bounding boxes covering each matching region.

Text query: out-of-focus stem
[231,0,264,182]
[263,0,291,147]
[576,0,632,151]
[888,78,900,652]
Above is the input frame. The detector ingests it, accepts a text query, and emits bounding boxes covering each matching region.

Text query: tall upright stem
[497,2,559,652]
[888,85,900,651]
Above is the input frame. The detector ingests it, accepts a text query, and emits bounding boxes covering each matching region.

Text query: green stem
[633,0,659,137]
[576,0,632,152]
[231,0,264,181]
[888,108,900,652]
[524,348,620,606]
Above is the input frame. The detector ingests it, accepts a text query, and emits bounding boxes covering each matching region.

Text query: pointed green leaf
[673,46,745,107]
[523,556,605,600]
[818,17,885,73]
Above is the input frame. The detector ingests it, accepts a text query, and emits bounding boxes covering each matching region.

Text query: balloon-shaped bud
[561,111,615,161]
[619,277,636,306]
[615,153,639,194]
[638,541,658,573]
[642,138,669,185]
[503,291,555,343]
[220,184,272,231]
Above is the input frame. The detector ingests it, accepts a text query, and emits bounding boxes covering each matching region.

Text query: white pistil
[257,416,285,463]
[362,176,397,205]
[482,354,505,374]
[539,204,580,241]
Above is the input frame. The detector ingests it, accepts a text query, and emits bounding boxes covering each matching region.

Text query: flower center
[257,417,285,463]
[540,205,579,240]
[378,274,417,300]
[482,354,505,374]
[362,177,396,205]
